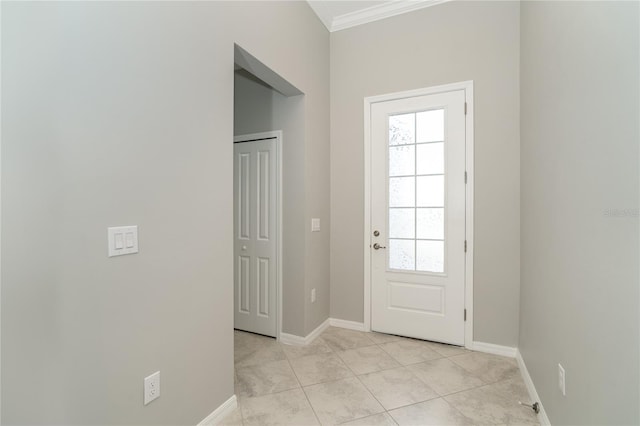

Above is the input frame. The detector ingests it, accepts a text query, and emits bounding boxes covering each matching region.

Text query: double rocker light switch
[108,226,139,257]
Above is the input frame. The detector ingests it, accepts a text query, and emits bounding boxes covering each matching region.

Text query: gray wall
[330,1,521,346]
[1,2,329,424]
[234,71,330,336]
[519,2,639,424]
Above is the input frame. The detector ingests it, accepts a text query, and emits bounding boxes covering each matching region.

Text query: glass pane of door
[387,108,446,273]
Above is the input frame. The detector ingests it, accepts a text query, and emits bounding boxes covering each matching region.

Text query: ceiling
[307,0,448,32]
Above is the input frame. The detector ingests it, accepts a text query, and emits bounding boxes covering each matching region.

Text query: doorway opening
[233,45,304,341]
[363,81,475,349]
[233,131,282,338]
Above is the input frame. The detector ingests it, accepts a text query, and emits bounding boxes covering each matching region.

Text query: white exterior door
[234,135,277,337]
[370,90,467,345]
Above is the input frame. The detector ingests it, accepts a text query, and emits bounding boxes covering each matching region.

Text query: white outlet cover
[144,371,160,405]
[311,218,320,232]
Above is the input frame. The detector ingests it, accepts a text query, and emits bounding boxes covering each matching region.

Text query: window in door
[388,109,446,274]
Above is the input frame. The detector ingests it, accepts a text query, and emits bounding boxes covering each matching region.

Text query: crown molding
[330,0,450,32]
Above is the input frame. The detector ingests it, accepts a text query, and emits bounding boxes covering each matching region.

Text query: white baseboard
[329,318,366,331]
[197,394,237,426]
[471,341,517,358]
[306,318,331,343]
[516,349,551,426]
[279,332,306,346]
[280,317,365,345]
[280,318,330,346]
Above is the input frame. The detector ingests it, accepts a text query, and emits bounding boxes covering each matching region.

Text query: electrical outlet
[558,364,566,396]
[144,371,160,405]
[311,288,316,303]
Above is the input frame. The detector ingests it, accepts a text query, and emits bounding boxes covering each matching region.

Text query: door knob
[242,245,247,251]
[373,243,386,250]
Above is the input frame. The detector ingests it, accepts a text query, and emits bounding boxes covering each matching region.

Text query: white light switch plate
[311,218,320,232]
[108,226,139,257]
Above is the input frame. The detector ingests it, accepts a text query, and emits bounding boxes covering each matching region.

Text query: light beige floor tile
[303,377,385,425]
[281,338,333,360]
[388,398,473,426]
[424,341,469,357]
[219,406,244,426]
[235,359,300,398]
[233,330,536,426]
[408,358,485,396]
[444,381,539,425]
[341,412,398,425]
[234,370,241,400]
[234,344,288,368]
[379,339,444,365]
[368,332,405,344]
[289,353,354,386]
[320,327,377,351]
[235,332,286,368]
[241,388,319,426]
[490,376,531,403]
[449,352,519,383]
[359,367,438,410]
[235,330,276,352]
[336,345,401,375]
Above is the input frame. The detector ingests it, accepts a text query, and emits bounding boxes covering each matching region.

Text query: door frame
[363,81,474,349]
[233,130,283,341]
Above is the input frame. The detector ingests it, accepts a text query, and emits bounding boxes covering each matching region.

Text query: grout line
[441,403,474,424]
[438,377,536,423]
[352,365,388,414]
[284,351,323,425]
[338,412,399,426]
[235,330,532,426]
[386,411,400,426]
[238,384,304,401]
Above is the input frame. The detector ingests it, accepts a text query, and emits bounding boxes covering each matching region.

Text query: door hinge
[464,240,467,252]
[464,171,467,184]
[464,102,467,115]
[464,309,467,321]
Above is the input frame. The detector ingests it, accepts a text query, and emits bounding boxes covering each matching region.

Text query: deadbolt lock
[373,230,380,237]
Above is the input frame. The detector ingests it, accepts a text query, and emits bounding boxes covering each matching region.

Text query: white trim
[363,81,475,349]
[463,84,475,351]
[471,341,517,358]
[329,318,366,332]
[329,0,450,32]
[280,318,331,346]
[305,318,331,343]
[281,318,372,343]
[197,394,238,426]
[363,96,372,333]
[516,349,551,426]
[364,82,475,105]
[0,1,3,419]
[279,333,306,346]
[233,131,283,341]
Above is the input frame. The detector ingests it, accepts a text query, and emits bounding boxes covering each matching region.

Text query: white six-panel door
[234,136,277,337]
[370,90,466,345]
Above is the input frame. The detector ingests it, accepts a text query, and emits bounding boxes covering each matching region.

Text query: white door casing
[234,133,280,337]
[365,82,474,347]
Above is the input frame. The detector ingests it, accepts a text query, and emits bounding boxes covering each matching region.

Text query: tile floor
[223,327,539,426]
